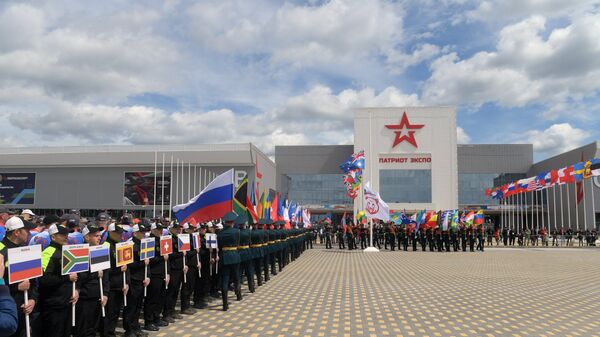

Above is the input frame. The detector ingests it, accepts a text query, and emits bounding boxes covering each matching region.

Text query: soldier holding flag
[125,220,151,337]
[103,218,130,337]
[144,219,169,331]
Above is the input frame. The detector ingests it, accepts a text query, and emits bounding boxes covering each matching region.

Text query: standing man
[163,222,185,323]
[39,224,79,337]
[0,217,39,337]
[77,225,109,337]
[144,220,169,331]
[218,212,242,311]
[103,220,130,337]
[180,223,199,315]
[237,216,255,293]
[250,220,264,287]
[124,220,151,337]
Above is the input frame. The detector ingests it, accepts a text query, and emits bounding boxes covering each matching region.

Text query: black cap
[120,214,132,225]
[223,212,238,222]
[62,214,79,228]
[43,214,60,226]
[49,224,70,236]
[108,223,124,233]
[96,212,110,221]
[22,220,37,230]
[82,225,101,236]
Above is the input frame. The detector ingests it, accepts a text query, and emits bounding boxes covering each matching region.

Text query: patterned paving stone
[152,247,600,337]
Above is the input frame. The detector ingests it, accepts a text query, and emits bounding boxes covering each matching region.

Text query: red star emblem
[385,112,424,148]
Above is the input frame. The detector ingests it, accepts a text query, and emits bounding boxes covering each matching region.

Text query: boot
[222,292,229,311]
[249,280,256,293]
[235,286,243,301]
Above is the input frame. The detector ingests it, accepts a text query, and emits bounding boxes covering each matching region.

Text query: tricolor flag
[473,210,484,225]
[140,238,155,260]
[7,245,43,284]
[89,245,111,273]
[464,211,475,226]
[589,158,600,177]
[173,169,234,224]
[62,244,90,275]
[115,242,134,267]
[192,232,201,250]
[205,233,218,249]
[160,235,173,256]
[178,234,191,252]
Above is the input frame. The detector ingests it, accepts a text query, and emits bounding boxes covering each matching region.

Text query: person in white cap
[103,219,131,337]
[76,225,109,337]
[20,209,35,222]
[39,224,79,337]
[144,220,170,330]
[0,217,39,337]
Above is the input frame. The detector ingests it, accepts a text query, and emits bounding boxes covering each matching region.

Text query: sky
[0,0,599,162]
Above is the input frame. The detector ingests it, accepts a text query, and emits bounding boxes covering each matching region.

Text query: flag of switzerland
[160,236,173,256]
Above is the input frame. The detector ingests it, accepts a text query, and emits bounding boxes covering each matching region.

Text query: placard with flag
[160,235,173,256]
[192,232,201,250]
[115,242,134,267]
[89,245,111,273]
[140,238,155,260]
[7,244,43,284]
[178,234,191,252]
[62,244,90,275]
[205,233,218,249]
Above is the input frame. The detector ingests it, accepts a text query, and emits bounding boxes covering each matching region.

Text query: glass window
[286,174,351,206]
[379,169,432,203]
[458,173,526,205]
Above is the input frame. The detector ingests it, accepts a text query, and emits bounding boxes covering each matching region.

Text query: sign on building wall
[0,173,36,205]
[123,172,171,206]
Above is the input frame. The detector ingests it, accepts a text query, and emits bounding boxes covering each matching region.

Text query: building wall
[354,107,458,212]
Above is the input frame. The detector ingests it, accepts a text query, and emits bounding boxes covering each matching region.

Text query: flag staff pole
[553,184,557,232]
[575,182,580,231]
[591,178,596,231]
[169,155,173,220]
[175,158,179,207]
[188,162,191,201]
[583,178,587,231]
[153,151,157,218]
[566,182,571,231]
[161,153,165,218]
[364,110,377,252]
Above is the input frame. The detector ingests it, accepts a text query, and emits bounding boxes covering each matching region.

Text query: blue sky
[0,0,599,161]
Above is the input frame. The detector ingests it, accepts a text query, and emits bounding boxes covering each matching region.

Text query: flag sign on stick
[89,245,111,273]
[62,244,90,275]
[7,245,43,284]
[178,234,191,252]
[160,235,173,256]
[192,233,201,250]
[205,233,218,249]
[116,242,134,267]
[140,238,155,260]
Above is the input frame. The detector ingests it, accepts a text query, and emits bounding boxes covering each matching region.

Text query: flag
[573,162,585,182]
[7,245,42,284]
[246,194,258,225]
[89,245,111,273]
[450,210,459,229]
[178,234,191,252]
[257,191,266,219]
[341,212,347,232]
[589,158,600,177]
[464,211,475,227]
[363,181,390,221]
[557,166,575,184]
[250,180,257,207]
[425,212,438,229]
[173,169,234,224]
[441,210,451,230]
[233,175,248,222]
[192,233,201,250]
[474,210,484,225]
[116,242,134,267]
[270,191,279,222]
[140,238,155,260]
[205,233,218,249]
[339,150,366,173]
[62,244,90,275]
[160,236,173,256]
[302,208,311,228]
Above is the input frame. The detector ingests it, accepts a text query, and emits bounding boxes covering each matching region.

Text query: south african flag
[62,244,90,275]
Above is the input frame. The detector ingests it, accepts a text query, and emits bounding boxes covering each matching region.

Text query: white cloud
[457,126,471,144]
[6,85,420,155]
[464,0,598,23]
[423,13,600,116]
[517,123,590,156]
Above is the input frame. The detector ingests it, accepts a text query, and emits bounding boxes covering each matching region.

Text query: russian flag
[7,245,43,284]
[173,169,234,224]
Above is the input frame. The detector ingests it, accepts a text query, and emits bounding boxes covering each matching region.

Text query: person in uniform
[39,224,79,337]
[387,224,396,251]
[218,212,242,311]
[468,226,476,252]
[143,220,169,331]
[163,222,185,323]
[0,217,39,337]
[477,225,485,252]
[237,216,255,293]
[324,225,332,249]
[124,220,151,337]
[250,220,264,287]
[260,220,271,282]
[193,223,211,309]
[180,223,199,315]
[337,225,345,250]
[76,225,109,337]
[265,220,277,276]
[103,219,131,337]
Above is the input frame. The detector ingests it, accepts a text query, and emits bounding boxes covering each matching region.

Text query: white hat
[21,209,35,216]
[216,222,223,230]
[5,217,24,231]
[132,224,141,232]
[206,221,213,227]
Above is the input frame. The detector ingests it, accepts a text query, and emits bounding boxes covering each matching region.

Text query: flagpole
[188,162,191,201]
[175,158,179,206]
[540,189,545,231]
[553,184,557,232]
[98,275,106,317]
[566,182,571,231]
[24,290,30,337]
[161,153,165,219]
[194,165,197,196]
[153,151,158,218]
[575,182,579,231]
[365,110,377,252]
[560,184,564,230]
[583,178,587,231]
[591,178,596,231]
[169,155,173,220]
[181,160,184,204]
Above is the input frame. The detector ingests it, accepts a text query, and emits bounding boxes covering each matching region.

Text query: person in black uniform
[509,229,516,246]
[468,226,476,252]
[324,225,332,249]
[426,228,434,252]
[450,227,459,252]
[237,216,255,293]
[0,217,39,337]
[193,223,210,309]
[124,220,151,337]
[218,212,242,311]
[411,226,418,251]
[76,225,109,337]
[477,226,485,252]
[460,227,467,252]
[143,220,169,331]
[163,222,185,323]
[39,224,79,337]
[180,223,199,315]
[337,226,345,249]
[502,227,509,246]
[103,219,131,337]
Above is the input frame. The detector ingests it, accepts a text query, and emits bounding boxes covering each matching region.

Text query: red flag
[246,195,258,223]
[270,192,279,222]
[577,154,584,204]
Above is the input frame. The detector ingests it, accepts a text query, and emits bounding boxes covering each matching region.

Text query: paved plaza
[152,247,600,337]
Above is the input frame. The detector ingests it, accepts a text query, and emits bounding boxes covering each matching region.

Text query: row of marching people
[0,209,312,337]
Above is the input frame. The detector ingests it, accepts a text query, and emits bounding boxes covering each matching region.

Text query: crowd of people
[0,207,313,337]
[313,221,599,252]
